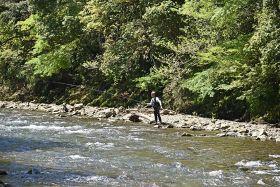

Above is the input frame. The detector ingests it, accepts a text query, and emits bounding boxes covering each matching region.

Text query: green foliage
[242,0,280,121]
[0,0,31,88]
[135,67,170,93]
[183,68,215,102]
[80,0,184,83]
[0,0,279,122]
[27,41,77,76]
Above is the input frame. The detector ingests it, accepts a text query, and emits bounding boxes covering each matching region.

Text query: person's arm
[156,97,163,109]
[147,98,153,107]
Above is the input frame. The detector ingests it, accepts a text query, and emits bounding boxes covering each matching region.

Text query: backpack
[153,97,160,109]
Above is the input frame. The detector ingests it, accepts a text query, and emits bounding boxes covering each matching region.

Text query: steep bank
[0,101,279,142]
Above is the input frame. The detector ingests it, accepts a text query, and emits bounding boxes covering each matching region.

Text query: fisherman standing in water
[149,91,163,124]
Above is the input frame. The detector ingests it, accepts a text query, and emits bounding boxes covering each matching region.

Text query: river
[0,109,280,186]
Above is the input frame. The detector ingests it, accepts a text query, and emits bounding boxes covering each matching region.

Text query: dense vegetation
[0,0,279,122]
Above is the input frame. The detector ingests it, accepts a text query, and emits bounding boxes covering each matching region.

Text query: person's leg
[157,110,162,124]
[154,110,158,123]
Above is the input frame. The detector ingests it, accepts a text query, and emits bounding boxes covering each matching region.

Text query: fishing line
[51,81,144,104]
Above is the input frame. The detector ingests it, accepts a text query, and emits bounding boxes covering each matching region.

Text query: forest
[0,0,279,122]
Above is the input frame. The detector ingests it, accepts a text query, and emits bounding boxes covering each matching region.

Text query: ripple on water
[235,160,278,168]
[273,176,280,183]
[251,169,280,175]
[208,170,223,178]
[70,175,115,183]
[152,145,188,160]
[235,160,263,168]
[1,109,280,186]
[269,154,280,159]
[68,155,88,160]
[1,123,81,131]
[85,142,115,150]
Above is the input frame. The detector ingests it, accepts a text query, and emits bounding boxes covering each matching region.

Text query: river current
[0,109,280,186]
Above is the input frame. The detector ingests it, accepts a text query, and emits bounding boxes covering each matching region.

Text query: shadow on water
[0,162,102,187]
[0,136,78,153]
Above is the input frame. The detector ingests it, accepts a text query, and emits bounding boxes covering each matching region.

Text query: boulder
[27,168,40,175]
[161,109,176,115]
[205,124,216,131]
[238,128,249,134]
[0,180,6,187]
[118,106,126,113]
[257,179,265,185]
[95,108,115,118]
[190,126,202,131]
[154,125,162,128]
[133,113,153,123]
[74,103,84,110]
[252,129,268,137]
[37,104,50,111]
[180,124,191,128]
[0,101,6,108]
[128,114,141,122]
[162,124,174,129]
[28,102,39,110]
[83,107,97,116]
[227,131,238,136]
[50,104,63,113]
[181,132,193,137]
[0,170,7,175]
[220,123,231,130]
[149,120,156,124]
[70,110,81,116]
[256,134,268,141]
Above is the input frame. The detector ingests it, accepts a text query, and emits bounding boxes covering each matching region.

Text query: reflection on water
[0,109,280,186]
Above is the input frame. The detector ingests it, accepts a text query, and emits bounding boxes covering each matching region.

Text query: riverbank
[0,101,279,142]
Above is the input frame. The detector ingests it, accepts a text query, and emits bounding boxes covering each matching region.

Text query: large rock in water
[0,170,7,175]
[123,113,141,122]
[27,168,40,175]
[0,180,12,187]
[128,114,141,122]
[0,180,6,187]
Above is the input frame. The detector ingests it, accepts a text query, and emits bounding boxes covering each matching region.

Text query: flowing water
[0,109,280,186]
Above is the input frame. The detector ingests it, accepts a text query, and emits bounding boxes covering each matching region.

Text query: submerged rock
[0,180,6,187]
[181,132,193,137]
[27,168,40,175]
[0,170,7,175]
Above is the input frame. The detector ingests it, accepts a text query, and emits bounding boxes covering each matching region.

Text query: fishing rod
[51,81,145,104]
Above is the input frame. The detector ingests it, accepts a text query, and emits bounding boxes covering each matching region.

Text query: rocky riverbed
[0,101,279,142]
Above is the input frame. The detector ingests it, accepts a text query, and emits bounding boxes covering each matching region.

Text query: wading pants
[154,108,162,124]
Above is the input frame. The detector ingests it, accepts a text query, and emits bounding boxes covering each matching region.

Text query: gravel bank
[1,101,279,142]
